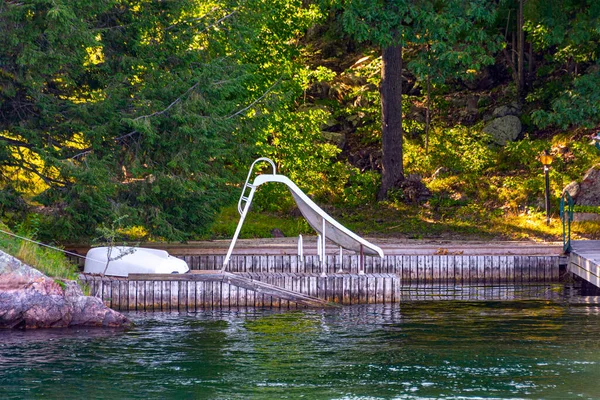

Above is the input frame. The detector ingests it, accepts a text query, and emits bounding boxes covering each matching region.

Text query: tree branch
[0,135,33,149]
[69,148,94,160]
[502,47,518,86]
[225,77,282,120]
[4,162,67,186]
[197,10,237,34]
[133,82,200,121]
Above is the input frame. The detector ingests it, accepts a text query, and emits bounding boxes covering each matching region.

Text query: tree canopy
[1,0,599,242]
[0,0,322,241]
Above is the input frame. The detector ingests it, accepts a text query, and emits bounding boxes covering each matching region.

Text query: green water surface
[1,299,600,399]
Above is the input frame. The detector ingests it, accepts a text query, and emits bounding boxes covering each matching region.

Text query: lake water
[2,285,600,399]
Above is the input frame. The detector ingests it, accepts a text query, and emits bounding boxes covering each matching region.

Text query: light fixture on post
[540,150,554,225]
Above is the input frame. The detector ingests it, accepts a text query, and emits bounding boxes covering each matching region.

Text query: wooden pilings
[80,255,565,311]
[79,272,400,311]
[192,254,562,283]
[80,275,265,312]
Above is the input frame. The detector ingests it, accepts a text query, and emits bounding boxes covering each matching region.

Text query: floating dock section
[568,240,600,288]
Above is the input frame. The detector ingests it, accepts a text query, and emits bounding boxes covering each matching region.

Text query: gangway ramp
[568,240,600,288]
[127,271,333,308]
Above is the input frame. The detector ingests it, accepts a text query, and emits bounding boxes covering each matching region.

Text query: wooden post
[359,245,365,275]
[320,218,327,277]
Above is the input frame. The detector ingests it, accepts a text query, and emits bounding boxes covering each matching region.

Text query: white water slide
[222,158,384,272]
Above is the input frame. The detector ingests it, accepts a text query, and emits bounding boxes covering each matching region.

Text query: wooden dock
[80,254,565,311]
[568,240,600,288]
[186,254,562,279]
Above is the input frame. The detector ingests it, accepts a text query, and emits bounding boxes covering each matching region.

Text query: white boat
[84,246,189,277]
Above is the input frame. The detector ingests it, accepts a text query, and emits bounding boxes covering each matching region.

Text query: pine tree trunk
[425,72,431,155]
[378,44,404,200]
[517,0,525,100]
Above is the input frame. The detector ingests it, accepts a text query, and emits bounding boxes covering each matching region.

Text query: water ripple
[1,301,600,399]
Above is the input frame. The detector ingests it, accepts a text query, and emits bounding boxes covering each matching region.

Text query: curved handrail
[560,191,574,253]
[237,157,277,215]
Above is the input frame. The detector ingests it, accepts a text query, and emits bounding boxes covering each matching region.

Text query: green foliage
[208,205,311,239]
[523,0,600,129]
[254,106,342,207]
[94,215,134,247]
[405,125,495,176]
[338,0,502,89]
[338,168,380,207]
[406,1,503,85]
[0,222,79,281]
[574,205,600,214]
[531,70,600,129]
[497,138,549,173]
[0,0,323,242]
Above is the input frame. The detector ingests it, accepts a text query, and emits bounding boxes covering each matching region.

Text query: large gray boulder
[483,115,522,145]
[492,102,520,118]
[563,181,580,200]
[575,164,600,206]
[0,250,130,329]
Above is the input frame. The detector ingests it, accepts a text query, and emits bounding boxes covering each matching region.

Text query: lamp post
[540,150,553,225]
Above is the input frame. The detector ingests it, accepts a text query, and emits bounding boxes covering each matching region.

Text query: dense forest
[1,0,599,243]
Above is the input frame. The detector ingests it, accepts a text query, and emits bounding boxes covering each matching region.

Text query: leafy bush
[531,71,600,129]
[574,205,600,214]
[404,125,495,177]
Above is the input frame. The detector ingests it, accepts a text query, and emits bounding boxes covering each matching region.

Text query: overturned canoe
[84,247,189,277]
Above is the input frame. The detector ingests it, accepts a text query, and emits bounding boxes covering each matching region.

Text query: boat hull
[84,247,189,277]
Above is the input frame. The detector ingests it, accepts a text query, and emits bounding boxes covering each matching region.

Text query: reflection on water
[1,285,600,399]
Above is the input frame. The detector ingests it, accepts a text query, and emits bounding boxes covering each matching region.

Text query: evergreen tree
[523,0,600,129]
[0,0,320,241]
[336,0,501,198]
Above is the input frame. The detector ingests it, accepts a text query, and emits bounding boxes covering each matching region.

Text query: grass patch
[206,205,313,239]
[0,222,80,281]
[205,201,599,242]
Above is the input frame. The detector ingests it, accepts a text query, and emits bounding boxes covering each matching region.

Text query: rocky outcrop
[563,164,600,206]
[483,115,522,145]
[0,250,130,329]
[576,165,600,206]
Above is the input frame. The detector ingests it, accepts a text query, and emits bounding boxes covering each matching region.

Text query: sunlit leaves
[0,0,325,241]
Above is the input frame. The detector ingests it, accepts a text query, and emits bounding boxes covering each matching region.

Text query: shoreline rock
[0,250,130,329]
